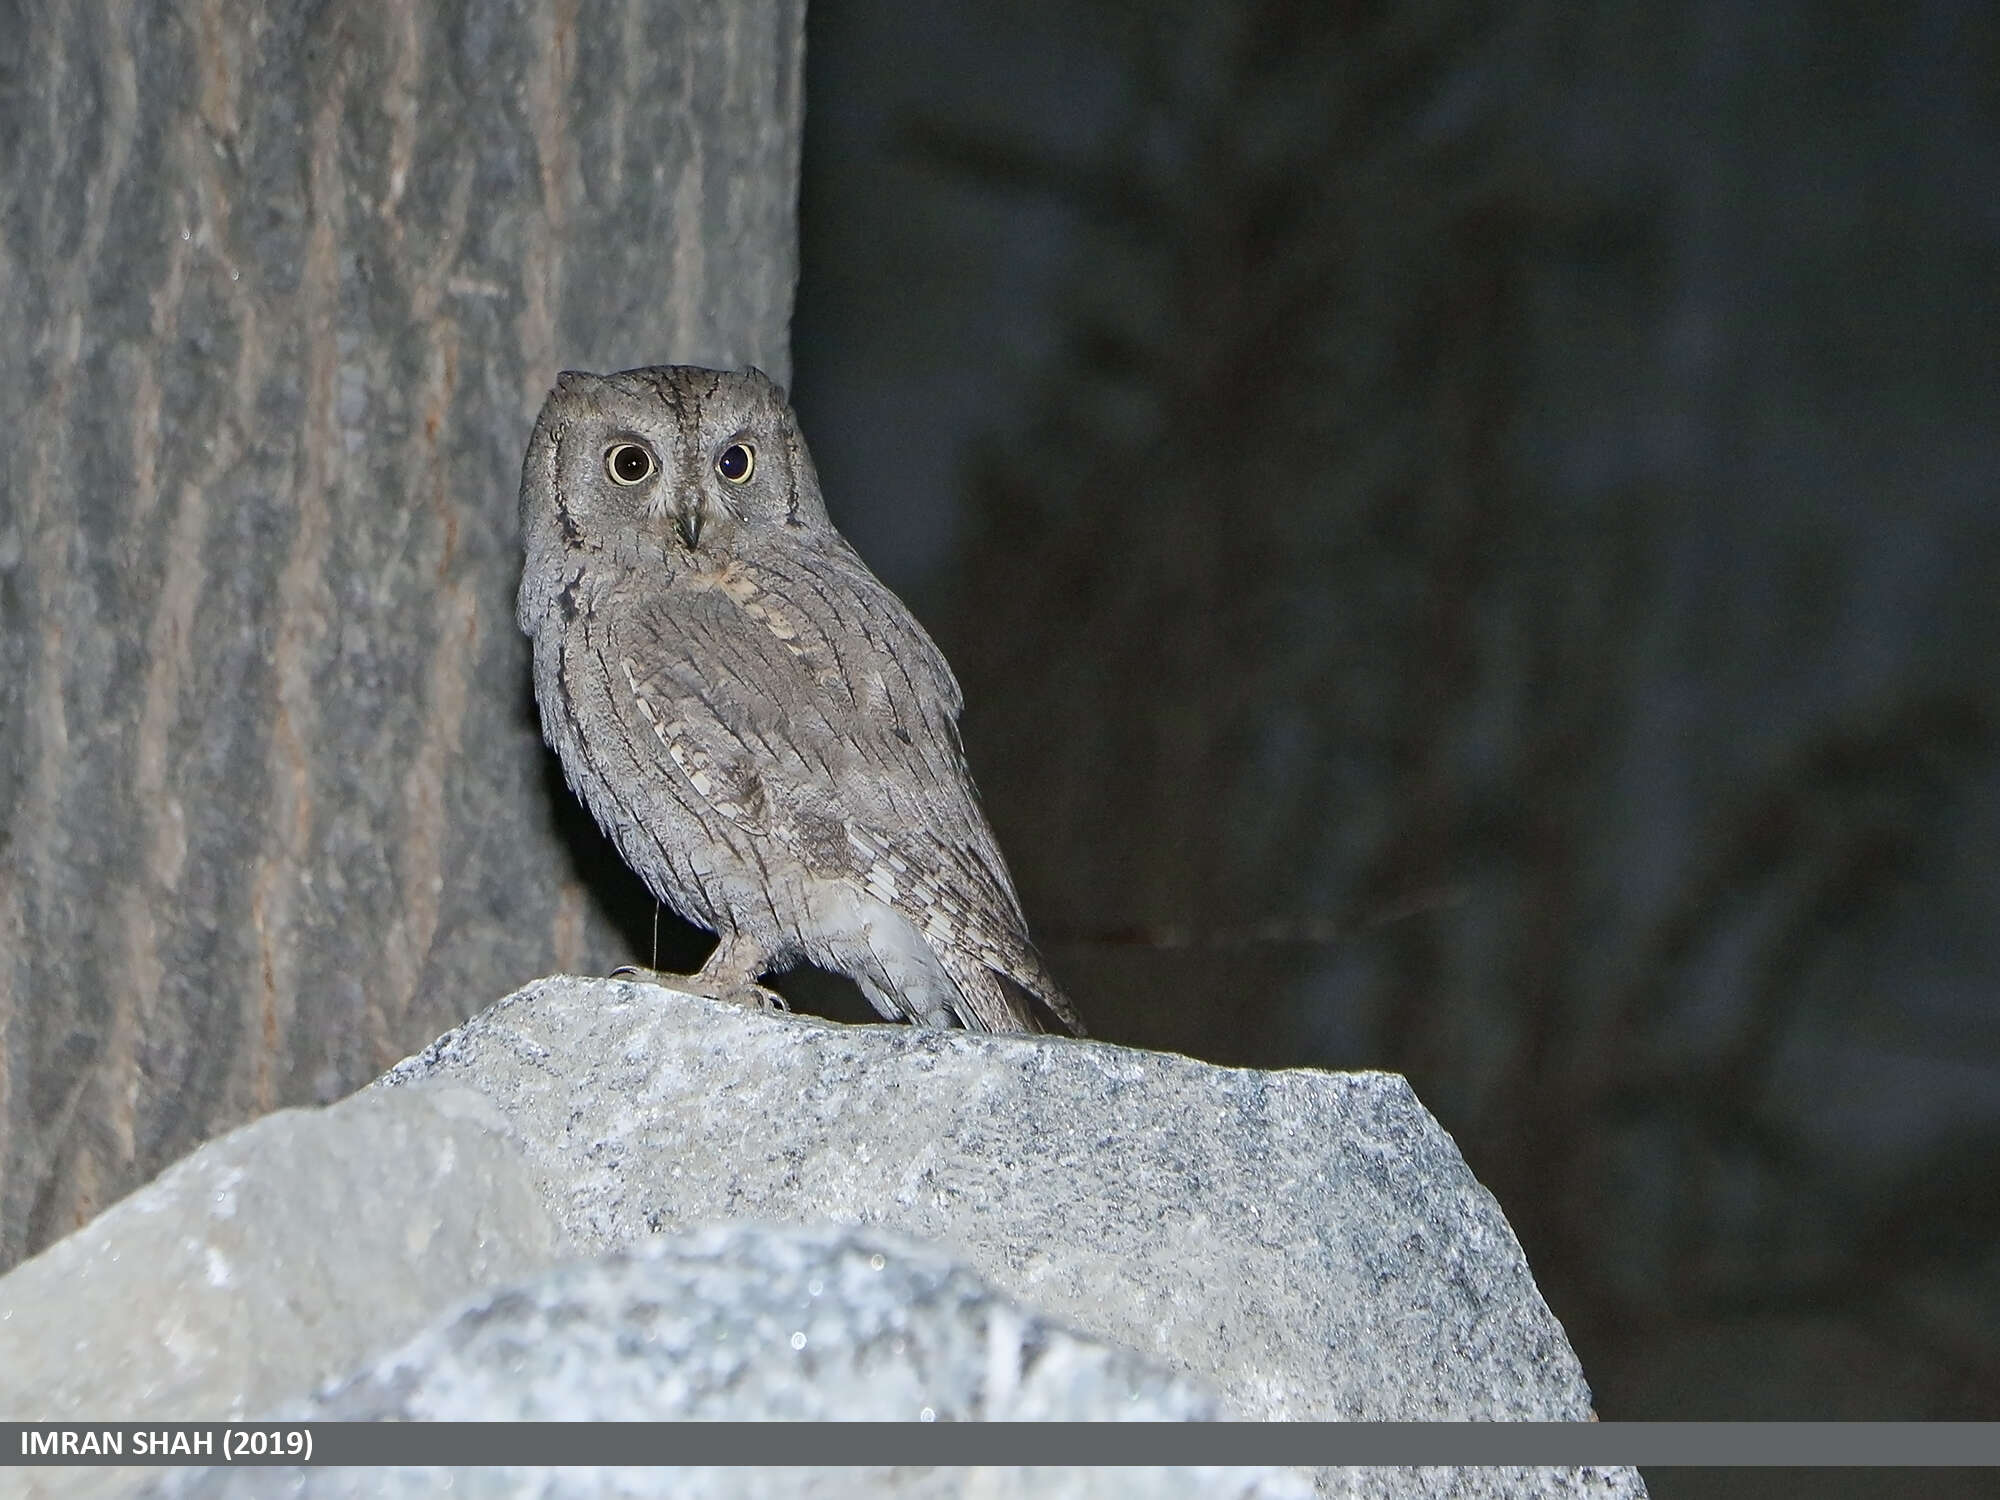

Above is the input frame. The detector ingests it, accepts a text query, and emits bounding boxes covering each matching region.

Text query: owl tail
[937,942,1087,1038]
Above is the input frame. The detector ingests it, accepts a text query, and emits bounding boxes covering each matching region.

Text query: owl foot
[609,965,791,1014]
[721,981,792,1014]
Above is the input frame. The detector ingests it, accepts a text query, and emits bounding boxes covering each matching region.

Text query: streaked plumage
[517,365,1081,1035]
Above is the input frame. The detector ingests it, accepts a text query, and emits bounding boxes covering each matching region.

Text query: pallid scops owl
[517,365,1082,1036]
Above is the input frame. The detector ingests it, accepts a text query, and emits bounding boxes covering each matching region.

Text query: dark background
[769,0,1997,1476]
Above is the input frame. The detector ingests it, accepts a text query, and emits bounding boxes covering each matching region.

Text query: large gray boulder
[383,976,1604,1426]
[0,0,805,1274]
[2,979,1648,1500]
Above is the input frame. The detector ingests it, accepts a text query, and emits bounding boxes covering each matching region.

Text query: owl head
[517,365,830,616]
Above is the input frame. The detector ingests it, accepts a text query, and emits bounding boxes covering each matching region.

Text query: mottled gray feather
[517,365,1081,1035]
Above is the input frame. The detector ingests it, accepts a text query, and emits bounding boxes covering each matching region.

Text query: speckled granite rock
[0,1084,556,1427]
[382,976,1608,1428]
[160,1465,1318,1500]
[292,1225,1227,1423]
[10,976,1649,1500]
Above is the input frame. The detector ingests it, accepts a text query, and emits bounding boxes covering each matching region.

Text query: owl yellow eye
[716,442,755,483]
[605,443,656,486]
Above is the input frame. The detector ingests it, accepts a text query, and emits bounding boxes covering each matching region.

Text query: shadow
[765,962,881,1026]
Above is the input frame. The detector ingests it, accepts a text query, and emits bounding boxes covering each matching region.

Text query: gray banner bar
[5,1422,1999,1467]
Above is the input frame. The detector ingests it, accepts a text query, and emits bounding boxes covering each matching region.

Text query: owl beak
[676,504,703,551]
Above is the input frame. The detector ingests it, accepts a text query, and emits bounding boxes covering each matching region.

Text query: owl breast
[534,555,855,964]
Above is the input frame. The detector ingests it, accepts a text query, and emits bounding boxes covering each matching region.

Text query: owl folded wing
[612,565,1080,1034]
[613,567,1022,920]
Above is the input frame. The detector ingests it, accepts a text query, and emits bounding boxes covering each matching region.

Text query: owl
[517,365,1083,1036]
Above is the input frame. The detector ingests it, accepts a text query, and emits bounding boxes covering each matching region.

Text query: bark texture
[0,0,806,1270]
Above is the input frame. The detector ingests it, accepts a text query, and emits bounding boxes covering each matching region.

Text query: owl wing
[608,542,1078,1034]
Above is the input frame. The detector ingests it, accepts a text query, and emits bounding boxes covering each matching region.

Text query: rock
[152,1224,1318,1499]
[0,1084,557,1424]
[381,977,1605,1426]
[1317,1477,1637,1500]
[299,1224,1229,1422]
[163,1465,1316,1500]
[9,978,1648,1500]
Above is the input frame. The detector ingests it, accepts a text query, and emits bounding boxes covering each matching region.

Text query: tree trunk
[0,0,806,1271]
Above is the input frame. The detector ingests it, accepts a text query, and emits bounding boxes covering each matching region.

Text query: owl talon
[608,965,790,1016]
[732,983,791,1014]
[608,964,703,994]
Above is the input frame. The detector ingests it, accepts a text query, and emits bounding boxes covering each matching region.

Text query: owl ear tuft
[741,365,788,405]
